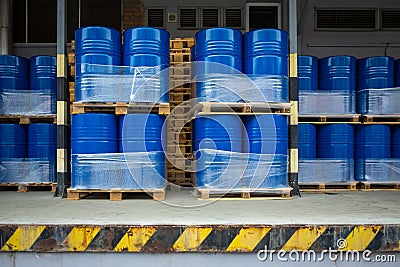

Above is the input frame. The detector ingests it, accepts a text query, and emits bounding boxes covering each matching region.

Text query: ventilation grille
[381,10,400,29]
[147,9,164,28]
[316,9,376,29]
[202,9,219,27]
[225,8,242,28]
[179,9,197,28]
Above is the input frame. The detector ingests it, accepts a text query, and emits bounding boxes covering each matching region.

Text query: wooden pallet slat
[0,183,57,193]
[67,188,166,201]
[170,38,195,49]
[299,114,361,123]
[0,115,57,124]
[359,182,400,191]
[196,188,292,200]
[71,102,170,115]
[299,182,358,192]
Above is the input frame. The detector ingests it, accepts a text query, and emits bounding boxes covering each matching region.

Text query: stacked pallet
[68,40,75,102]
[167,38,194,187]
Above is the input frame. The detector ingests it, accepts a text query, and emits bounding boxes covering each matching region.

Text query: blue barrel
[195,28,242,71]
[71,114,118,154]
[29,56,56,91]
[123,27,170,67]
[0,55,29,90]
[298,124,316,159]
[319,56,356,91]
[75,26,121,77]
[355,125,391,159]
[0,124,27,158]
[123,27,170,103]
[243,29,288,76]
[194,115,242,152]
[242,115,288,155]
[396,59,400,87]
[119,114,165,152]
[318,124,354,159]
[298,56,318,91]
[392,126,400,158]
[191,45,196,61]
[357,56,394,90]
[28,123,56,160]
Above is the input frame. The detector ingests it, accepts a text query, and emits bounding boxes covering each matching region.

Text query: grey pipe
[0,0,13,55]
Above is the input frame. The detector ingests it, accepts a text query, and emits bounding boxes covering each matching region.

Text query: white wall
[298,0,400,58]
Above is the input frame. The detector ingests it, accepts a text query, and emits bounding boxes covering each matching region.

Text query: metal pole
[55,0,69,197]
[288,0,300,196]
[0,0,13,54]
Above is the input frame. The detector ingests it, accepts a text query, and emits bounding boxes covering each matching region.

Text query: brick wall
[123,0,146,30]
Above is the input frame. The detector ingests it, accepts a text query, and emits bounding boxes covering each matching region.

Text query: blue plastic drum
[119,114,165,152]
[28,123,56,160]
[357,56,394,90]
[71,114,118,154]
[298,56,318,91]
[319,56,356,92]
[0,124,27,158]
[355,125,391,159]
[318,124,354,159]
[298,123,317,159]
[242,114,288,155]
[0,55,29,90]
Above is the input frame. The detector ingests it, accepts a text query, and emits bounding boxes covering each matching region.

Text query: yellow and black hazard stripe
[0,225,398,253]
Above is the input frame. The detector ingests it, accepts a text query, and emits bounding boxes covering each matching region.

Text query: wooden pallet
[196,188,292,200]
[167,144,192,154]
[70,65,75,78]
[67,188,166,201]
[68,52,75,64]
[170,79,192,89]
[170,38,195,49]
[192,102,291,116]
[170,53,191,64]
[298,114,360,123]
[167,131,192,141]
[0,183,57,193]
[69,82,75,102]
[170,66,191,76]
[360,115,400,124]
[359,182,400,191]
[0,115,57,124]
[299,182,358,192]
[71,102,170,115]
[71,40,75,51]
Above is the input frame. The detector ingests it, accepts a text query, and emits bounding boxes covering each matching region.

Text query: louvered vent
[316,9,376,29]
[225,8,242,28]
[147,9,164,28]
[179,9,197,28]
[202,9,219,27]
[381,10,400,29]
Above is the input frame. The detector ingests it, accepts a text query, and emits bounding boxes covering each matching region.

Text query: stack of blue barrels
[71,26,169,190]
[243,29,289,102]
[0,123,56,183]
[195,28,242,102]
[75,26,169,103]
[193,28,289,191]
[195,114,288,189]
[357,56,395,114]
[75,26,121,102]
[298,124,354,183]
[0,54,56,184]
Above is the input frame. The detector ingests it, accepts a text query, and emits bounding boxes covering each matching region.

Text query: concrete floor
[0,190,399,225]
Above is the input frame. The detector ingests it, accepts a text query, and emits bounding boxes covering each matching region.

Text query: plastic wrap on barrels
[195,149,288,189]
[355,159,400,182]
[195,74,288,102]
[299,90,355,114]
[357,87,400,114]
[0,159,56,183]
[71,152,165,190]
[75,63,168,103]
[299,159,354,183]
[0,89,55,115]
